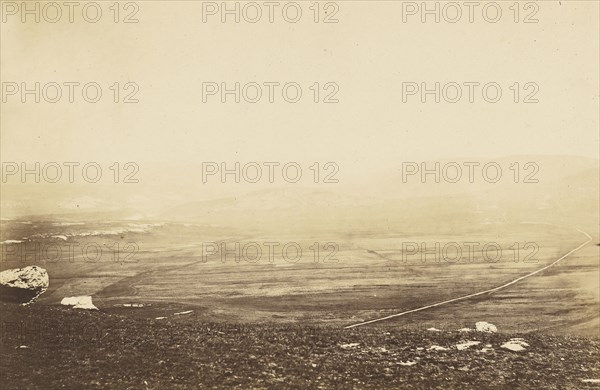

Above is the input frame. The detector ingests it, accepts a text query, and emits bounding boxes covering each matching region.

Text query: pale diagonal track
[345,229,593,329]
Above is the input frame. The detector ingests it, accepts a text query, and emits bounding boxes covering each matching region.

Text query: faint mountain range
[161,156,599,235]
[2,155,598,236]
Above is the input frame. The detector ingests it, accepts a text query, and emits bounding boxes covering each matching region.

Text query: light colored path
[345,229,593,329]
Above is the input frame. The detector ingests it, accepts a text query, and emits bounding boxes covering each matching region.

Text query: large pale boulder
[61,296,98,310]
[0,266,49,304]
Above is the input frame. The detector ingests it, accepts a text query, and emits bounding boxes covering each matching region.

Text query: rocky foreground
[1,303,599,389]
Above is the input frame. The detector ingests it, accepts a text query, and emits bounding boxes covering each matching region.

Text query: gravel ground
[1,303,599,389]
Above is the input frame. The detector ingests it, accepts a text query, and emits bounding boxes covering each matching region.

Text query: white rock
[398,360,417,366]
[1,240,23,244]
[581,379,600,384]
[458,328,473,333]
[339,343,360,349]
[0,266,49,304]
[428,345,449,351]
[61,296,98,310]
[427,327,441,332]
[456,340,481,350]
[475,321,498,333]
[174,310,193,315]
[501,338,529,352]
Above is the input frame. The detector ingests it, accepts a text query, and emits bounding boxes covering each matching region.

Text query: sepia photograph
[1,1,599,388]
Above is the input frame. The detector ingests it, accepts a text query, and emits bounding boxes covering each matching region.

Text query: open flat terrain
[1,220,598,335]
[1,216,598,388]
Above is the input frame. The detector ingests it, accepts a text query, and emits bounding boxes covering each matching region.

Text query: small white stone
[501,338,529,352]
[428,345,449,351]
[475,321,497,333]
[456,341,481,350]
[398,361,417,366]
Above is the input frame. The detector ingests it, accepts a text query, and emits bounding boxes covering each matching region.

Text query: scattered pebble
[398,361,417,366]
[428,345,449,351]
[339,343,360,349]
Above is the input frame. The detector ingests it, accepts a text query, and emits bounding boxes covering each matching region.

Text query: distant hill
[161,155,599,236]
[2,156,598,236]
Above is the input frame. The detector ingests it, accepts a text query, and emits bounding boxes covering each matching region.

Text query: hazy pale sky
[1,0,599,174]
